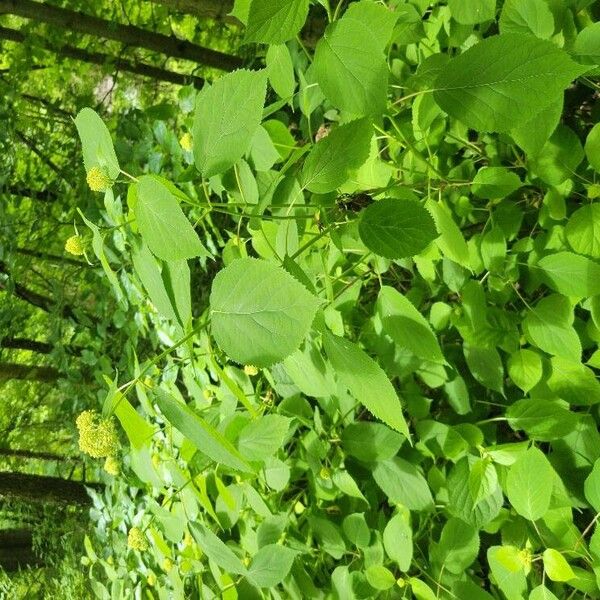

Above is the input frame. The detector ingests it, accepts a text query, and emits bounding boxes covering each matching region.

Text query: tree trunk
[0,362,60,383]
[0,448,69,461]
[0,529,42,571]
[0,472,95,506]
[0,26,206,88]
[14,247,85,267]
[0,0,243,71]
[0,338,53,354]
[3,184,57,203]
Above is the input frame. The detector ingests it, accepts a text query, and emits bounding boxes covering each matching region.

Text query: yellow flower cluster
[65,234,85,256]
[103,455,120,476]
[86,166,112,192]
[179,132,193,152]
[127,527,148,552]
[76,410,119,458]
[244,365,259,376]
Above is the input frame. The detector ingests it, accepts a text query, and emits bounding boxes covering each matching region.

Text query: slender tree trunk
[0,338,53,354]
[0,26,205,88]
[0,472,95,506]
[0,448,69,461]
[148,0,239,23]
[0,363,60,383]
[0,0,243,71]
[0,529,42,571]
[3,184,57,203]
[14,248,85,267]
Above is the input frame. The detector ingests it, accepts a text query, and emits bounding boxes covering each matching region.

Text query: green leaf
[111,394,155,451]
[499,0,554,38]
[246,544,296,587]
[383,509,412,572]
[237,415,290,461]
[506,447,554,520]
[464,344,504,394]
[530,125,584,185]
[468,459,498,505]
[522,294,581,361]
[432,517,479,574]
[301,119,372,193]
[245,0,309,44]
[409,578,437,600]
[530,585,560,600]
[193,69,267,177]
[323,333,410,437]
[585,123,600,174]
[155,389,254,473]
[434,34,586,132]
[547,356,600,405]
[313,7,389,115]
[266,44,296,99]
[74,107,119,179]
[134,176,206,262]
[372,458,433,510]
[487,546,527,600]
[365,565,395,591]
[358,198,437,259]
[537,251,600,297]
[507,349,543,392]
[472,167,522,199]
[507,398,579,441]
[210,258,320,367]
[566,203,600,258]
[511,96,563,157]
[376,286,444,362]
[448,0,495,24]
[542,548,575,582]
[572,22,600,74]
[342,513,370,548]
[340,422,404,463]
[189,523,247,575]
[454,582,495,600]
[425,199,470,268]
[584,458,600,513]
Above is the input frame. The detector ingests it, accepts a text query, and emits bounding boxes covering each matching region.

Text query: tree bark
[0,448,69,461]
[0,338,53,354]
[3,184,57,203]
[0,472,95,506]
[0,529,42,571]
[0,0,243,71]
[0,26,206,88]
[0,362,60,383]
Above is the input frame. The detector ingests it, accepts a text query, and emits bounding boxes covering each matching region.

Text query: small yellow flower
[146,572,157,587]
[127,527,148,552]
[183,531,193,547]
[244,365,259,376]
[103,455,119,476]
[65,234,85,256]
[319,466,331,480]
[86,166,112,192]
[76,410,119,458]
[161,558,173,572]
[179,132,193,152]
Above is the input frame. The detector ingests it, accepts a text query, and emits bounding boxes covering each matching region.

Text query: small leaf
[566,203,600,258]
[585,123,600,174]
[425,199,470,268]
[472,167,522,199]
[340,422,404,463]
[507,349,543,392]
[245,0,309,44]
[358,198,437,259]
[506,447,554,520]
[323,333,410,437]
[383,509,412,572]
[372,458,433,511]
[448,0,495,24]
[134,176,206,262]
[247,544,296,587]
[193,69,267,177]
[536,251,600,297]
[542,548,575,582]
[365,565,396,591]
[584,458,600,513]
[189,523,247,575]
[530,585,560,600]
[210,258,320,367]
[468,459,498,505]
[237,415,290,461]
[74,107,120,179]
[301,119,372,193]
[155,389,253,473]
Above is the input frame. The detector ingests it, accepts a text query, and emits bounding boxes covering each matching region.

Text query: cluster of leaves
[70,0,600,598]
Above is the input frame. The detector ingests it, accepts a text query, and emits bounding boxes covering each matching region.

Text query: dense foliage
[2,0,600,599]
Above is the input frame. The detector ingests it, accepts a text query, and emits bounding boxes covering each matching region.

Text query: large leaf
[499,0,554,38]
[372,458,433,510]
[565,203,600,258]
[193,69,267,177]
[237,415,290,461]
[74,107,120,179]
[358,198,437,259]
[383,509,412,572]
[376,286,443,362]
[448,0,495,24]
[245,0,309,44]
[323,333,410,437]
[506,447,554,520]
[247,544,296,587]
[210,258,320,367]
[507,398,579,441]
[155,389,253,473]
[313,5,390,115]
[189,523,247,575]
[536,251,600,297]
[434,34,587,132]
[134,176,206,262]
[301,119,372,193]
